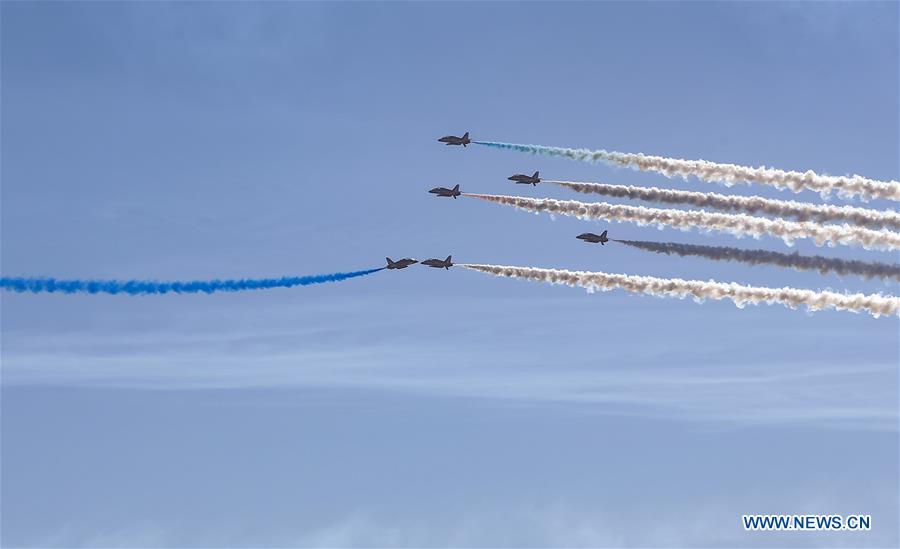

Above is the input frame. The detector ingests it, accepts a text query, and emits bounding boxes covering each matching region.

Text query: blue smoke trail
[473,141,564,157]
[1,268,383,295]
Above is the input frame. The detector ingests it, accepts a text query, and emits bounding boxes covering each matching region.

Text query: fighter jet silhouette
[386,257,418,269]
[508,171,541,185]
[437,132,470,147]
[576,231,609,245]
[429,184,461,199]
[421,255,453,270]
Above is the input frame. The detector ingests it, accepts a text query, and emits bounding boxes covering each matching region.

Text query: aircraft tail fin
[453,184,459,191]
[533,171,539,179]
[386,257,394,266]
[463,132,469,139]
[446,255,452,263]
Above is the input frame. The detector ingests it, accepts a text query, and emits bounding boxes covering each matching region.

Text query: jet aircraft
[576,231,609,245]
[508,171,541,185]
[437,132,470,147]
[421,255,453,270]
[386,257,418,269]
[429,184,461,199]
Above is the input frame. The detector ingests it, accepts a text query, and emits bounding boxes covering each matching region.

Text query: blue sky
[1,2,898,547]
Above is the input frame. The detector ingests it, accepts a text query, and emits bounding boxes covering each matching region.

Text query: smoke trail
[1,268,383,296]
[547,180,900,230]
[463,193,900,251]
[474,141,900,201]
[459,263,899,318]
[613,239,900,281]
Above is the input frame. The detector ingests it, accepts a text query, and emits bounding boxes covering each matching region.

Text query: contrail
[462,193,900,251]
[474,141,900,201]
[459,263,899,318]
[613,239,900,281]
[547,180,900,231]
[1,268,383,295]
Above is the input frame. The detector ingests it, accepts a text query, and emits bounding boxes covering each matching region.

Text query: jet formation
[508,171,541,186]
[437,132,471,147]
[385,256,453,270]
[395,134,609,275]
[576,231,609,245]
[429,184,461,199]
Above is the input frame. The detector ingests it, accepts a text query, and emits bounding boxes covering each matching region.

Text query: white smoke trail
[547,180,900,231]
[459,263,899,318]
[474,141,900,201]
[463,193,900,251]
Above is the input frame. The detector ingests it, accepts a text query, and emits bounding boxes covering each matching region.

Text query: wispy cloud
[3,297,896,430]
[22,495,899,548]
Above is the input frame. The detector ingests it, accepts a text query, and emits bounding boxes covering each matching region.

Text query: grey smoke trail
[462,193,900,251]
[547,180,900,231]
[613,239,900,281]
[474,141,900,201]
[458,263,899,318]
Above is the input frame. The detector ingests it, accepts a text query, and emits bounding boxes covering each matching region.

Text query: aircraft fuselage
[421,256,453,270]
[576,232,609,245]
[437,132,470,146]
[429,186,461,198]
[386,258,418,269]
